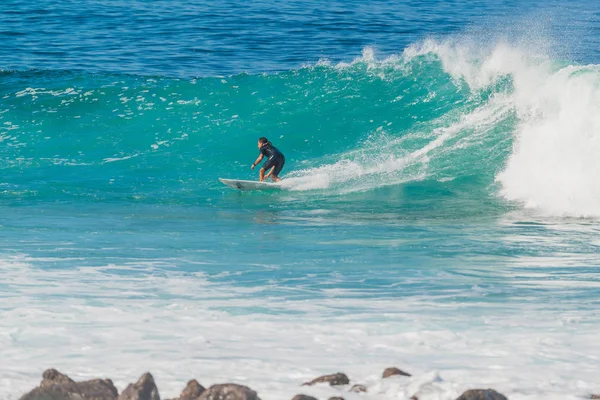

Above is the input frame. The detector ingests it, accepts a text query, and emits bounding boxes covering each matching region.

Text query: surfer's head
[258,137,269,148]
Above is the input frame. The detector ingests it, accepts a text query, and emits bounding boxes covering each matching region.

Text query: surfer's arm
[251,154,264,170]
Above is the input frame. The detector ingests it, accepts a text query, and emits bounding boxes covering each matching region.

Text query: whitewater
[1,0,600,399]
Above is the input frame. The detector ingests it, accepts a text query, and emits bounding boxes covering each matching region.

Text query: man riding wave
[251,137,285,182]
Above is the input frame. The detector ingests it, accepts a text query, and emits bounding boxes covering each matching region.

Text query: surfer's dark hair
[258,137,269,144]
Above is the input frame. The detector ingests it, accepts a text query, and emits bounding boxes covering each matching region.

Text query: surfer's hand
[251,164,255,170]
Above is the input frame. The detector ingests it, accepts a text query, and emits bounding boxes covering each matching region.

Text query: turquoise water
[1,1,600,399]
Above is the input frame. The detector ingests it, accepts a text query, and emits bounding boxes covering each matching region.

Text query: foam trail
[282,93,512,194]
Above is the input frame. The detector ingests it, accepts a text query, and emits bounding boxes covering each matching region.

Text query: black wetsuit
[260,142,285,176]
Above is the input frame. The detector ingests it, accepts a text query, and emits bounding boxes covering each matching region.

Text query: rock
[179,380,205,400]
[590,396,600,400]
[40,369,76,387]
[349,384,367,393]
[291,396,317,400]
[79,380,119,398]
[382,367,411,378]
[118,373,160,400]
[198,384,260,400]
[20,369,118,400]
[303,373,349,386]
[455,389,507,400]
[328,398,345,400]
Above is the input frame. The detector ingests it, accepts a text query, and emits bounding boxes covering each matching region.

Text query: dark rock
[328,398,345,400]
[40,369,76,387]
[198,384,260,400]
[303,373,349,386]
[349,384,367,393]
[80,380,119,398]
[382,367,411,378]
[118,373,160,400]
[20,369,118,400]
[179,380,205,400]
[455,389,508,400]
[591,396,600,400]
[291,396,317,400]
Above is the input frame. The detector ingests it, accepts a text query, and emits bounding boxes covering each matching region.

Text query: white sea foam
[497,64,600,217]
[102,154,140,163]
[404,39,600,217]
[1,254,598,400]
[15,87,81,100]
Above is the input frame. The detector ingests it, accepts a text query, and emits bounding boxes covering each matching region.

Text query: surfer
[251,137,285,182]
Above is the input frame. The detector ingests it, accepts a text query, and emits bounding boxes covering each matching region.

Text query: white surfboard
[219,178,281,191]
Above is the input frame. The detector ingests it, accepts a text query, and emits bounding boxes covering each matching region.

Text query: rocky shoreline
[17,367,599,400]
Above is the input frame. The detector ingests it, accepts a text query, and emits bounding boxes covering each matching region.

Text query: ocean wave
[0,39,598,217]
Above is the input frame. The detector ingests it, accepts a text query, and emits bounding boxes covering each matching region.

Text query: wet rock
[303,373,350,386]
[382,367,411,378]
[20,369,118,400]
[118,373,160,400]
[40,369,76,387]
[349,384,367,393]
[291,396,317,400]
[455,389,507,400]
[80,380,119,398]
[179,380,205,400]
[198,384,260,400]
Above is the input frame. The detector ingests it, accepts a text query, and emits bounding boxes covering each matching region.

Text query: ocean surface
[1,1,600,399]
